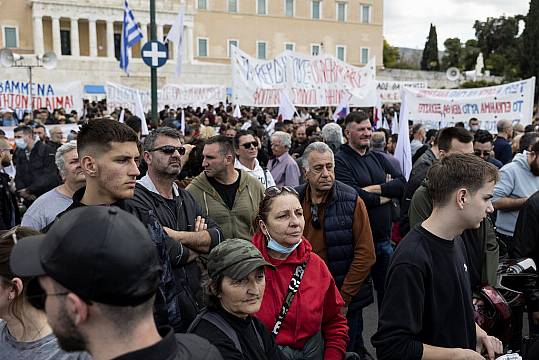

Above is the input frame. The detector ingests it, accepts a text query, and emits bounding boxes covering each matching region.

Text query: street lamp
[0,48,57,120]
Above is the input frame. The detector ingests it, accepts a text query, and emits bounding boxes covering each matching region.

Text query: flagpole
[150,0,158,129]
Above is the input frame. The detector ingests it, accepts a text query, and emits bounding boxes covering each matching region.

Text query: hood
[190,169,253,194]
[513,152,531,171]
[252,231,311,266]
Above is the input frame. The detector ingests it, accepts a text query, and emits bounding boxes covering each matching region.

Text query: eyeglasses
[25,279,70,310]
[264,186,298,197]
[148,145,185,155]
[474,150,491,157]
[240,140,258,149]
[310,204,321,229]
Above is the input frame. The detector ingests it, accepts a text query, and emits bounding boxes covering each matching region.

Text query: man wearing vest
[296,142,376,360]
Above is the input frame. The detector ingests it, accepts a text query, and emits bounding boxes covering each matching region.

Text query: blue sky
[384,0,530,49]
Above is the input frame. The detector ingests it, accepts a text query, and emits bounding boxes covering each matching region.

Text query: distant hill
[397,47,445,69]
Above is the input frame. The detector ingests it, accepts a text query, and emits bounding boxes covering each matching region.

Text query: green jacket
[186,169,265,241]
[409,183,499,287]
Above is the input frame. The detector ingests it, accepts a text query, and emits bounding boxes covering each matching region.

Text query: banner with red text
[231,46,377,107]
[0,80,83,118]
[106,82,226,113]
[402,77,536,132]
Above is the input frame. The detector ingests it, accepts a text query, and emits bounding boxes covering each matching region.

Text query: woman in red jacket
[252,186,349,360]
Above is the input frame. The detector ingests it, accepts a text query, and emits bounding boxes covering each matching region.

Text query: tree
[383,39,400,68]
[441,37,462,70]
[461,39,481,71]
[421,23,440,71]
[522,0,539,87]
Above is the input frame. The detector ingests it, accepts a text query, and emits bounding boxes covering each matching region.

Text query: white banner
[105,82,227,113]
[231,46,377,107]
[376,80,427,103]
[402,77,536,132]
[0,123,80,140]
[0,80,83,118]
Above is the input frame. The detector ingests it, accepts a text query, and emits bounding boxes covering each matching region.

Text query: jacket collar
[138,174,179,197]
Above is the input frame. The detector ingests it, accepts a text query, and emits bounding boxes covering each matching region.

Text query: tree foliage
[383,39,400,68]
[421,23,440,71]
[441,38,461,70]
[522,0,539,84]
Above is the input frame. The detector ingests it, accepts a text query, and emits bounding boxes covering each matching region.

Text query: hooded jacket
[252,232,349,360]
[234,158,276,189]
[187,169,265,241]
[492,152,539,236]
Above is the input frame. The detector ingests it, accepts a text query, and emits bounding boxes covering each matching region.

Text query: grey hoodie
[492,152,539,236]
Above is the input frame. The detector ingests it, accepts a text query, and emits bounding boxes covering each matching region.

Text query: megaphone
[0,48,23,67]
[446,67,460,82]
[40,51,57,70]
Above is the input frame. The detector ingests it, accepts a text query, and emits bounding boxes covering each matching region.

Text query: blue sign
[141,41,168,68]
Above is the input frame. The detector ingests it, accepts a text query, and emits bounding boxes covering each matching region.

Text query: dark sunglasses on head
[474,150,491,157]
[240,140,259,149]
[265,186,298,197]
[148,145,186,155]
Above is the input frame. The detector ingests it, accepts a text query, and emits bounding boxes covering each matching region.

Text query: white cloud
[384,0,529,49]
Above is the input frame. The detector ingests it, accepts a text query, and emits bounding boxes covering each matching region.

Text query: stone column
[33,16,44,55]
[89,18,98,57]
[70,18,80,56]
[51,16,61,56]
[141,23,148,41]
[106,20,115,58]
[185,25,193,62]
[157,24,164,42]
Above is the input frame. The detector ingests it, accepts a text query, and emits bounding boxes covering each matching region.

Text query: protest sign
[0,123,80,139]
[0,80,83,118]
[376,80,427,103]
[401,77,536,132]
[231,46,377,107]
[106,82,226,113]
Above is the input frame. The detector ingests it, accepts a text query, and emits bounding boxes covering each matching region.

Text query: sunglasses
[474,150,491,157]
[265,186,298,197]
[148,145,186,155]
[310,204,321,229]
[240,140,259,149]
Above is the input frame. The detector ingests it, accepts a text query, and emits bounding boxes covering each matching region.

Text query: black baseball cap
[10,206,161,306]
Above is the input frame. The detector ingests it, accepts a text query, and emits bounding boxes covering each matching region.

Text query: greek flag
[120,0,143,73]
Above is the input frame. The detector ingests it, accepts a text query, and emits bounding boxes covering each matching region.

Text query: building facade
[0,0,383,89]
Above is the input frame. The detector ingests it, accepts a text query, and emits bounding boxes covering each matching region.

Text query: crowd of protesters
[2,100,539,360]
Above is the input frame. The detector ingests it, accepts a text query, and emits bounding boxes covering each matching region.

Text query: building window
[227,0,238,12]
[361,47,369,64]
[311,43,321,56]
[197,0,207,10]
[197,38,208,57]
[336,45,345,61]
[60,29,71,55]
[284,42,295,51]
[257,0,267,15]
[311,1,321,19]
[336,2,346,22]
[257,41,267,59]
[3,26,17,48]
[361,4,371,23]
[114,33,121,60]
[285,0,294,17]
[228,39,238,58]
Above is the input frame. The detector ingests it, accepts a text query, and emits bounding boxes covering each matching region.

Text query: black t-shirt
[207,171,241,210]
[372,226,476,360]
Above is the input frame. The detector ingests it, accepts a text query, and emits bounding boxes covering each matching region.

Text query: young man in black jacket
[372,153,503,360]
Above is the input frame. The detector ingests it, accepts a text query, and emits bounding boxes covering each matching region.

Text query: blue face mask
[266,233,302,255]
[14,138,27,150]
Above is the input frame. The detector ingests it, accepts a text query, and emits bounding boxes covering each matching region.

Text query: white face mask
[470,125,479,131]
[14,138,27,150]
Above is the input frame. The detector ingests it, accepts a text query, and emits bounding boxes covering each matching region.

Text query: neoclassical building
[0,0,383,90]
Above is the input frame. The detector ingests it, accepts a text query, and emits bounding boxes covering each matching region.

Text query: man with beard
[126,127,224,331]
[10,206,223,359]
[0,138,19,229]
[492,138,539,254]
[21,141,85,230]
[290,125,308,158]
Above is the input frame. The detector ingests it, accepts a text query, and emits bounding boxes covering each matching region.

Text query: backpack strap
[188,311,242,353]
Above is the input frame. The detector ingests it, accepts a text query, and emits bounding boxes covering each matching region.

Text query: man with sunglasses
[473,130,503,169]
[126,127,224,331]
[297,142,376,359]
[0,137,19,229]
[234,130,275,189]
[10,206,223,360]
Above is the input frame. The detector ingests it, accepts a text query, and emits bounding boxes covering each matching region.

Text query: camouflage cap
[207,238,274,281]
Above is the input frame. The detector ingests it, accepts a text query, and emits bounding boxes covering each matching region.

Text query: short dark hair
[344,111,370,127]
[13,125,32,135]
[427,153,499,206]
[34,124,45,131]
[306,125,320,137]
[532,139,539,153]
[143,127,182,151]
[519,132,539,153]
[78,119,139,157]
[204,135,235,158]
[454,122,465,128]
[234,129,255,149]
[474,130,494,144]
[125,116,142,134]
[437,127,473,152]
